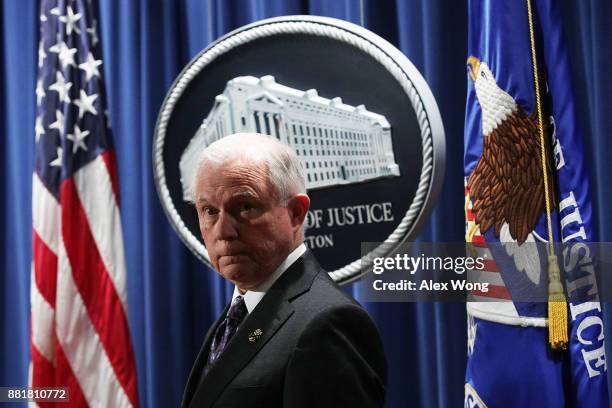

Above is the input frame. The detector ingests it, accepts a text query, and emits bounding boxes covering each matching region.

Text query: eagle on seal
[466,56,556,245]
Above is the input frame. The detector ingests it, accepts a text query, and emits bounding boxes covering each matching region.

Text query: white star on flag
[78,52,102,82]
[38,42,47,68]
[87,19,99,47]
[67,125,90,153]
[57,42,78,70]
[35,116,45,142]
[49,146,63,167]
[49,6,60,16]
[36,78,46,105]
[48,109,65,137]
[48,71,72,104]
[73,89,98,118]
[48,35,61,54]
[59,6,81,35]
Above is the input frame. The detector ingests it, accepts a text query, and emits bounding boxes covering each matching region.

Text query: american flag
[31,0,139,406]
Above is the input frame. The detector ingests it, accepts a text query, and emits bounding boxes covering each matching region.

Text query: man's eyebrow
[196,191,257,205]
[230,191,258,200]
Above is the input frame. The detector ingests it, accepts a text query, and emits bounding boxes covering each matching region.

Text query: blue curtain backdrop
[2,0,611,407]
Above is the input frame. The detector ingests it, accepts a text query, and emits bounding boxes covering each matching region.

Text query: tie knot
[227,295,247,322]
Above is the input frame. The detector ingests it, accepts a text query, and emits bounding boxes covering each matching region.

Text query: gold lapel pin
[248,328,263,343]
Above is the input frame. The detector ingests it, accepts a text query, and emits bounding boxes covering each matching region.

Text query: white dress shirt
[230,243,307,314]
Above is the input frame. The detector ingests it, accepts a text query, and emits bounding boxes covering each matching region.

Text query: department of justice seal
[153,15,445,284]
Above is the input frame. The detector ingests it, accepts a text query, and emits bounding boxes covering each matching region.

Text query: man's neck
[233,243,307,312]
[236,240,304,293]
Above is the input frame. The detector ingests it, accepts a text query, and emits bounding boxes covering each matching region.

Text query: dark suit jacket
[182,250,387,408]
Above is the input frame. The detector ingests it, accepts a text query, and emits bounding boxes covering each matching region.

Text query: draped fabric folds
[2,1,611,407]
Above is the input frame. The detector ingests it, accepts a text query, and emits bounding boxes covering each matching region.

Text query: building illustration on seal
[180,75,400,200]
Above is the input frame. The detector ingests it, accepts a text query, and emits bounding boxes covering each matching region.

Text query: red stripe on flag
[101,150,121,206]
[466,209,474,221]
[472,285,512,300]
[60,178,138,407]
[470,235,485,245]
[31,340,55,388]
[33,229,57,307]
[54,335,89,407]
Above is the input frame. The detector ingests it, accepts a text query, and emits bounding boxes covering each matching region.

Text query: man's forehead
[197,188,258,203]
[197,159,273,200]
[205,159,268,184]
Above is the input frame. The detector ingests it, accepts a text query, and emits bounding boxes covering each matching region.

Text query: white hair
[190,133,306,202]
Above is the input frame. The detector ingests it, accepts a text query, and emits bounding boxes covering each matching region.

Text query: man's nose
[215,211,238,241]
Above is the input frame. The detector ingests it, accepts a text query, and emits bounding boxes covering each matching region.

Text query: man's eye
[240,203,255,213]
[203,207,218,216]
[237,202,262,217]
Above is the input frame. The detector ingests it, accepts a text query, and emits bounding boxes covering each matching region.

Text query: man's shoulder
[289,267,370,328]
[308,270,358,306]
[297,250,356,302]
[285,251,374,330]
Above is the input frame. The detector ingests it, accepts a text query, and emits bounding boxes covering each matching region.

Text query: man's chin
[219,265,255,287]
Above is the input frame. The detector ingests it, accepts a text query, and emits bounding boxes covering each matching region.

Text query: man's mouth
[218,253,250,266]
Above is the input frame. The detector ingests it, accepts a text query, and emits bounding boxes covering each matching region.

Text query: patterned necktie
[203,295,248,378]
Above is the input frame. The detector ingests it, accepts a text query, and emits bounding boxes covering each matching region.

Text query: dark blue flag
[464,0,607,406]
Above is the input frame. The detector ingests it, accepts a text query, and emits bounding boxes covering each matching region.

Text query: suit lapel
[189,251,321,407]
[181,303,230,408]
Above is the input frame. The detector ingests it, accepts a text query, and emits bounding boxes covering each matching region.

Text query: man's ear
[287,194,310,229]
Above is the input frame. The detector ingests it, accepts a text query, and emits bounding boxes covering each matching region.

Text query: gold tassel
[526,0,568,352]
[547,255,568,350]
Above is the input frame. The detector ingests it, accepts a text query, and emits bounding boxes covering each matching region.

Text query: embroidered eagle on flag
[466,56,556,244]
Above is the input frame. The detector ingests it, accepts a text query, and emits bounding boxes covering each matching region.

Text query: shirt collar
[231,243,307,314]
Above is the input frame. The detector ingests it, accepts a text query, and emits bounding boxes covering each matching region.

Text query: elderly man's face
[194,159,305,291]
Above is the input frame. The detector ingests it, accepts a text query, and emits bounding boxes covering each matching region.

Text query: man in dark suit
[183,133,387,407]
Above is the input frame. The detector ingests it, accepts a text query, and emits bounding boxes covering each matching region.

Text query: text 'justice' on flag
[31,0,139,406]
